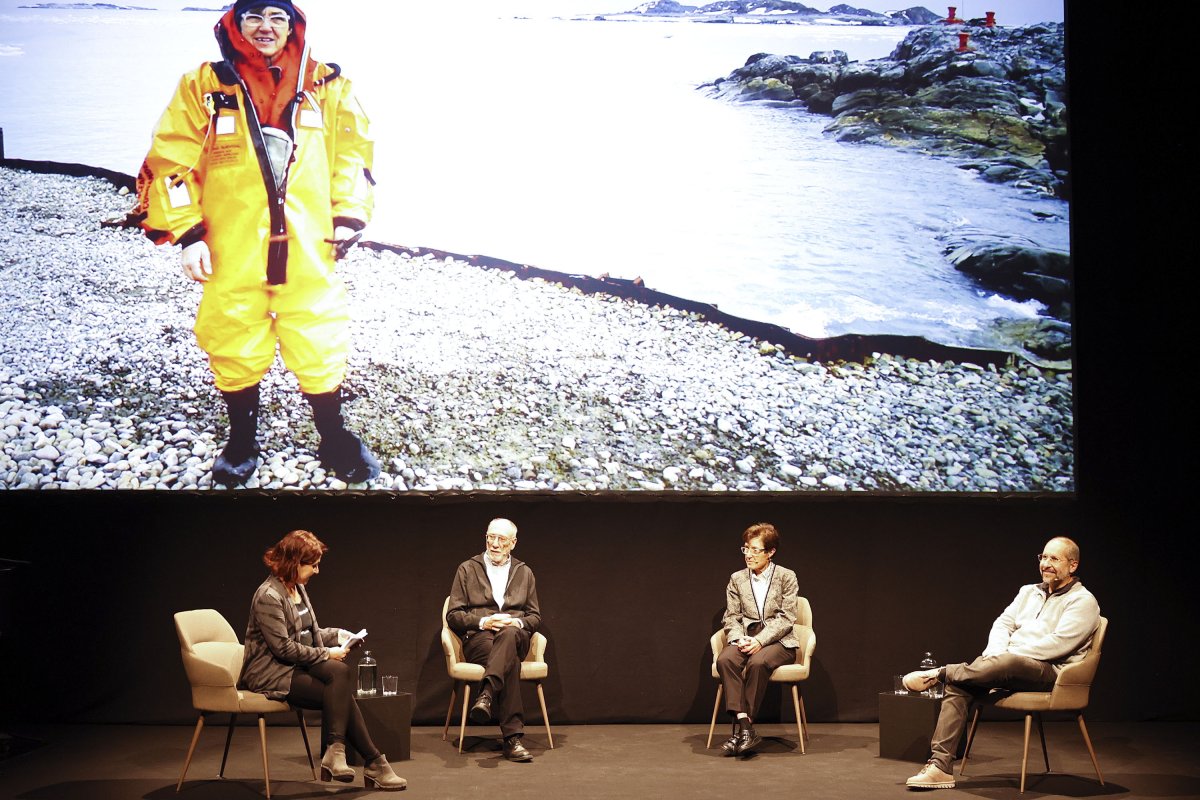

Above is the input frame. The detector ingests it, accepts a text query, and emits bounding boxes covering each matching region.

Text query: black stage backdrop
[0,490,1191,724]
[0,0,1193,726]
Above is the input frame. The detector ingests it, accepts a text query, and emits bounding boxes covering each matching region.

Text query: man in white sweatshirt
[903,536,1100,790]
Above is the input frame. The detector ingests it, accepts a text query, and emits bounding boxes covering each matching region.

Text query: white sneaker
[906,761,955,789]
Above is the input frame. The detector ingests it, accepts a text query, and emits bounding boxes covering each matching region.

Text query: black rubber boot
[304,387,380,483]
[212,384,261,486]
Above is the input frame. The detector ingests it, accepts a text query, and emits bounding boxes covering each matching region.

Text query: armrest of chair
[793,624,816,666]
[182,641,243,687]
[1046,654,1098,709]
[527,631,547,662]
[1056,651,1099,686]
[710,630,727,664]
[440,627,463,670]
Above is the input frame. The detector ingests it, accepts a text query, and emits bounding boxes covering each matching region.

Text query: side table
[322,691,412,764]
[878,691,962,762]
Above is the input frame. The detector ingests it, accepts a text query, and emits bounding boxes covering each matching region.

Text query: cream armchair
[706,595,816,753]
[174,609,315,799]
[960,616,1109,793]
[440,596,554,752]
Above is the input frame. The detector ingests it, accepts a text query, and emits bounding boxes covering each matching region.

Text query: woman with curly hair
[239,529,405,790]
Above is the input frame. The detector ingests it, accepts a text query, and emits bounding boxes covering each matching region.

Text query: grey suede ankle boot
[364,754,407,790]
[319,742,354,783]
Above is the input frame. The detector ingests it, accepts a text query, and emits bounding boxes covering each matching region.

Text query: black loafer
[720,723,741,756]
[469,690,493,725]
[735,726,762,755]
[503,736,533,762]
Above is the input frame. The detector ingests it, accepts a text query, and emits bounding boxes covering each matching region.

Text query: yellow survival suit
[138,1,379,485]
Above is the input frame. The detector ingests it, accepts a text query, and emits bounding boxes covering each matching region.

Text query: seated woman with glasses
[714,522,800,757]
[238,530,407,790]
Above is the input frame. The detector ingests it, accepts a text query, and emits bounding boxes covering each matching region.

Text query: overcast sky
[145,0,1064,28]
[428,0,1066,27]
[825,1,1063,25]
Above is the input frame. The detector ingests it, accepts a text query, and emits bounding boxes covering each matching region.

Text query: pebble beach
[0,166,1074,492]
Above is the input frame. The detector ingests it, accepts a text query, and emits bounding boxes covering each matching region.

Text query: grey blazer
[722,564,800,650]
[238,576,340,700]
[447,554,541,637]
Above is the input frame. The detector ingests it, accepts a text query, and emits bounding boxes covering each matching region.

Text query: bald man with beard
[903,536,1100,790]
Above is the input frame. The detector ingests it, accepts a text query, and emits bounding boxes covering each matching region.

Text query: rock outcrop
[703,22,1068,198]
[625,1,940,24]
[701,22,1071,336]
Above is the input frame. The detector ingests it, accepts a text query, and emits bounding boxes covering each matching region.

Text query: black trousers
[463,625,531,739]
[716,642,796,719]
[287,659,380,762]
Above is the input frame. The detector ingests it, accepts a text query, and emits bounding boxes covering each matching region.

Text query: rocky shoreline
[608,1,941,26]
[702,23,1067,195]
[701,22,1071,326]
[0,167,1074,492]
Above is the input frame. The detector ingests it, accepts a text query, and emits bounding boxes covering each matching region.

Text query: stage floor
[1,721,1198,799]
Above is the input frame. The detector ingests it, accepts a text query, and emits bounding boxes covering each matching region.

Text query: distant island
[18,2,156,9]
[18,2,233,7]
[605,1,942,25]
[17,2,936,23]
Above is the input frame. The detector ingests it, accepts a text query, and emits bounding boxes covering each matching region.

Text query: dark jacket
[447,554,541,637]
[238,575,339,700]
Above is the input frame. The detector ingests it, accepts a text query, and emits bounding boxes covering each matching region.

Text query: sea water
[0,1,1070,349]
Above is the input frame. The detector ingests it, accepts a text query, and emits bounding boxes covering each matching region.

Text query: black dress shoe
[503,736,533,762]
[720,722,741,756]
[469,690,493,725]
[735,723,762,755]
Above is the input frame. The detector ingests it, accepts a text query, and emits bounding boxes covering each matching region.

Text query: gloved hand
[325,225,362,261]
[181,240,212,282]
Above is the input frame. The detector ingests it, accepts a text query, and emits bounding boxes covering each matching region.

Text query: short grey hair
[486,518,518,538]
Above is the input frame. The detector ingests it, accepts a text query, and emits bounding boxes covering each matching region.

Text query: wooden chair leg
[1019,713,1033,794]
[798,690,810,743]
[219,712,238,778]
[296,710,316,780]
[177,714,205,792]
[458,683,471,754]
[442,684,457,742]
[1035,712,1050,773]
[258,715,272,800]
[790,685,806,754]
[1077,714,1105,785]
[960,706,982,776]
[706,684,723,749]
[536,682,555,749]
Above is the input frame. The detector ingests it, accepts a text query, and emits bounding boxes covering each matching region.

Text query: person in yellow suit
[138,0,380,486]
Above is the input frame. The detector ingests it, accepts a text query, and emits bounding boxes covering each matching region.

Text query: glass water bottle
[357,650,378,696]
